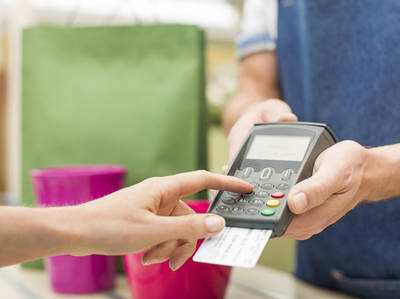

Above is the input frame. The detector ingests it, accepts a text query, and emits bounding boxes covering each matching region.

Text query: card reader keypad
[215,167,296,219]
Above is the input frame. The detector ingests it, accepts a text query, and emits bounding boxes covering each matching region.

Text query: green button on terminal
[261,208,275,216]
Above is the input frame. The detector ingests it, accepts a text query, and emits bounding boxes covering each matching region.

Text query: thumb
[288,164,343,214]
[158,214,225,241]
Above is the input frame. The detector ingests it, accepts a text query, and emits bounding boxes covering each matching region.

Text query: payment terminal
[208,122,338,237]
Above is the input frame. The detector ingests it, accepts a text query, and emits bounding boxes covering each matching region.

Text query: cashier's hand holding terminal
[224,99,369,240]
[195,122,339,267]
[225,97,400,240]
[226,100,297,162]
[284,140,370,240]
[0,171,252,269]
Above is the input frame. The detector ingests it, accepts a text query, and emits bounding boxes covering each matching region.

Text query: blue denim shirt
[277,1,400,298]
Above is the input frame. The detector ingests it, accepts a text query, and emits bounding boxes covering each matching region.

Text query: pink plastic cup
[30,165,126,294]
[123,200,232,299]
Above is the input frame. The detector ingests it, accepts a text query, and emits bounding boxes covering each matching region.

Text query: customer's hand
[227,99,297,162]
[76,170,253,270]
[284,141,370,240]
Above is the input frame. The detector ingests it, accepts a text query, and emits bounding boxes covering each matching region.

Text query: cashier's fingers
[283,193,358,240]
[287,156,345,214]
[268,112,298,122]
[157,170,253,200]
[288,140,369,215]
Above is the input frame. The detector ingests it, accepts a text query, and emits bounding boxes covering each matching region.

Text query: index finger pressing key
[166,170,253,198]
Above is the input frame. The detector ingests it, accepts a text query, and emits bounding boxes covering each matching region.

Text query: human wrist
[38,206,93,256]
[361,145,400,203]
[359,146,391,203]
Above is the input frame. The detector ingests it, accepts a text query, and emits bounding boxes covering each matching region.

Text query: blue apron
[277,1,400,298]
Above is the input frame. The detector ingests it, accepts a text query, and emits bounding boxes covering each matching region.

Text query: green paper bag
[21,25,207,268]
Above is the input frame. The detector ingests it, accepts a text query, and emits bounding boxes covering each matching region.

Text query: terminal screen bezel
[237,127,316,173]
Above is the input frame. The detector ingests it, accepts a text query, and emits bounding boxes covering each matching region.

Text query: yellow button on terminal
[266,199,280,207]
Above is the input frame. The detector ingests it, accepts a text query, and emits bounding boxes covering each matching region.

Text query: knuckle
[287,199,301,214]
[339,140,366,158]
[144,177,170,199]
[295,226,316,240]
[185,217,200,236]
[143,177,160,186]
[341,169,353,188]
[306,181,327,206]
[196,169,209,177]
[340,139,360,149]
[296,233,313,240]
[309,223,325,236]
[154,242,170,250]
[197,169,210,184]
[315,180,328,195]
[183,241,197,256]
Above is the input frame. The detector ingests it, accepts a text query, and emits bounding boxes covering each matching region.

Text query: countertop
[0,264,355,299]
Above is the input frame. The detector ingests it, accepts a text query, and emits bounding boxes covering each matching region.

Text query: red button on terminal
[271,191,285,199]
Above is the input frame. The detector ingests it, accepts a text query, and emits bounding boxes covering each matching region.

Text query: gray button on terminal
[282,169,294,181]
[260,167,274,180]
[250,199,264,206]
[237,198,249,204]
[226,191,240,197]
[256,191,269,198]
[216,205,229,213]
[246,208,259,215]
[222,197,236,205]
[242,167,254,178]
[232,207,244,214]
[261,183,274,190]
[278,183,290,190]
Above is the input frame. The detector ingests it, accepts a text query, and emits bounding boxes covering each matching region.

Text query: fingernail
[222,165,228,173]
[169,257,186,271]
[293,193,307,212]
[142,259,159,266]
[205,216,225,232]
[169,260,180,271]
[170,265,177,271]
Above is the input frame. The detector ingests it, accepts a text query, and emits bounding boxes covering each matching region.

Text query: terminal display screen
[246,135,311,161]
